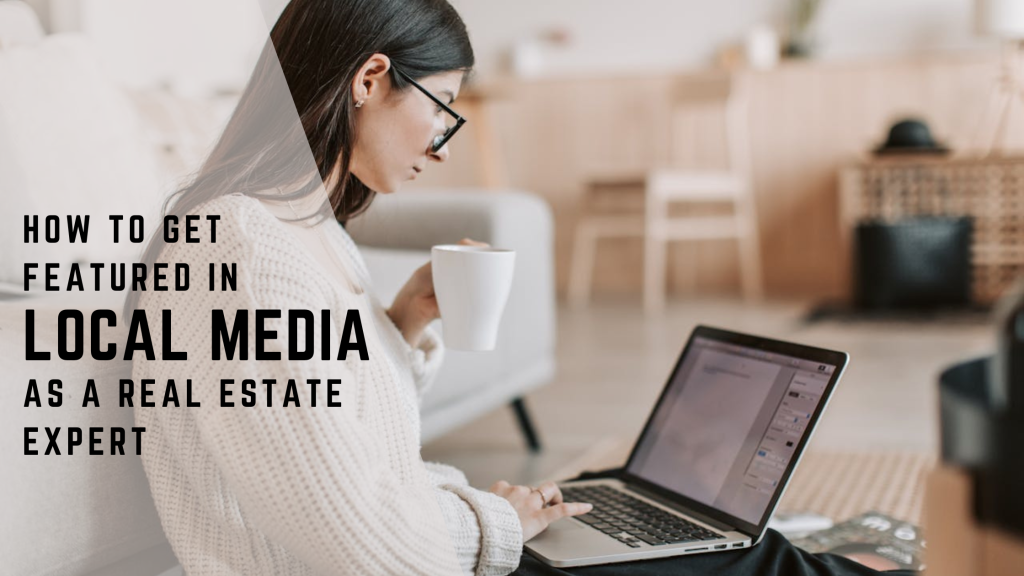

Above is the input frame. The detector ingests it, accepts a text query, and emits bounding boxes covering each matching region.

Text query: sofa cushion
[0,1,44,49]
[358,244,549,417]
[0,292,172,576]
[348,191,557,425]
[0,34,164,287]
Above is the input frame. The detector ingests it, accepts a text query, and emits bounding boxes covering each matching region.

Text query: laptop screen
[625,334,837,527]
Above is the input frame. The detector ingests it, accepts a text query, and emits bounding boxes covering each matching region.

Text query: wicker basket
[839,155,1024,304]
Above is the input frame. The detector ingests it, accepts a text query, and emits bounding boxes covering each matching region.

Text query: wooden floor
[421,298,992,489]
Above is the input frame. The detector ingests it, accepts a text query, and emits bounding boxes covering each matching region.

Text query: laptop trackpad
[528,518,626,564]
[546,519,587,533]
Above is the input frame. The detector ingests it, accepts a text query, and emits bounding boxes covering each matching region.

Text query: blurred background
[2,3,1022,571]
[7,0,1024,301]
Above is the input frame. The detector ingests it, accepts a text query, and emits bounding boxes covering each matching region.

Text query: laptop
[525,325,848,568]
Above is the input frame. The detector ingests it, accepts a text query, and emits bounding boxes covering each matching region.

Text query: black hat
[874,119,950,155]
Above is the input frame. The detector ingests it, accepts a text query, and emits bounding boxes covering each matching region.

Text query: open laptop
[526,325,848,568]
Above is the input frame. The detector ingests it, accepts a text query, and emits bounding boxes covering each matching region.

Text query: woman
[131,1,587,574]
[131,1,914,575]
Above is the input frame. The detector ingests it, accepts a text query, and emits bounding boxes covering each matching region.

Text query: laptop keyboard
[562,485,723,548]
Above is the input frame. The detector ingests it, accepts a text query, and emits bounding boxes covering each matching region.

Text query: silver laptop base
[526,479,752,568]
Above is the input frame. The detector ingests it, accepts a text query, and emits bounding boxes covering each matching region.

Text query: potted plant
[783,0,824,58]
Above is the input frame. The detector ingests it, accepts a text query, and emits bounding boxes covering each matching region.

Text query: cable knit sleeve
[425,463,524,576]
[136,203,467,576]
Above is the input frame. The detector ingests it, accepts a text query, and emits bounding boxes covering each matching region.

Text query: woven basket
[840,155,1024,304]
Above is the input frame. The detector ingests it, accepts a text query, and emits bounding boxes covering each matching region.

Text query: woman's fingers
[489,480,567,508]
[489,480,595,541]
[541,501,593,524]
[536,481,562,506]
[415,262,435,297]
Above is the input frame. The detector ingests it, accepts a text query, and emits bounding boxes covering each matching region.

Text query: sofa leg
[511,397,542,453]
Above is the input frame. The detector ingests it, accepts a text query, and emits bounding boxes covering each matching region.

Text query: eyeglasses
[393,67,466,153]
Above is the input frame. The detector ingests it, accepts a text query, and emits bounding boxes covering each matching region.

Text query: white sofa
[0,3,556,574]
[349,191,556,443]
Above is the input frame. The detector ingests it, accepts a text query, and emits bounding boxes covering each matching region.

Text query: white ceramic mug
[431,245,516,351]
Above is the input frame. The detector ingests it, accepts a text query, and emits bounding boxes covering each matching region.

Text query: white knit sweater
[133,193,524,576]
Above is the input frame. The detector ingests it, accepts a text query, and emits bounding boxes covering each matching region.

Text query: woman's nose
[429,142,450,163]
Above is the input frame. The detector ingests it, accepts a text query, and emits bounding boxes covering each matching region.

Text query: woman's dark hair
[125,0,473,315]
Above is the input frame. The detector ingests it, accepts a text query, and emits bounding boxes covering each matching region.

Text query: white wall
[448,0,992,78]
[62,0,269,95]
[36,0,996,92]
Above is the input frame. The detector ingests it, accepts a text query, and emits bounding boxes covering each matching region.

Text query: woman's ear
[351,53,392,107]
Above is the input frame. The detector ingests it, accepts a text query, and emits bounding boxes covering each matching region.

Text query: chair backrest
[664,71,752,178]
[0,27,166,287]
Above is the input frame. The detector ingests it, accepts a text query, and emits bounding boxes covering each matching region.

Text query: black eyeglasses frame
[393,67,467,153]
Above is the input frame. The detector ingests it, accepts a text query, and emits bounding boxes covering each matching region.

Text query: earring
[355,100,365,108]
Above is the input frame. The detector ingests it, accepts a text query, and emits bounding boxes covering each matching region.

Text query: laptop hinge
[624,484,737,533]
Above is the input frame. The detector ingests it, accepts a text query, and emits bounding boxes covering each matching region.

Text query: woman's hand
[488,480,593,542]
[386,238,488,348]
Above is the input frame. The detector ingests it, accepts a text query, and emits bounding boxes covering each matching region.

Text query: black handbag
[855,216,972,309]
[854,166,973,309]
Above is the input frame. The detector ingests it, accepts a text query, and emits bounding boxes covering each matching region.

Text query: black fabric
[940,358,1024,538]
[514,529,914,576]
[514,468,917,576]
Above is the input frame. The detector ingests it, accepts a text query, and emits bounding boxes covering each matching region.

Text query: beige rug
[550,438,936,524]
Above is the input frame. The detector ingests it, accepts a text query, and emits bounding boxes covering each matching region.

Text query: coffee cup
[431,245,516,351]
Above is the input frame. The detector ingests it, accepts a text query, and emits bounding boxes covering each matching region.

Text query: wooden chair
[567,72,763,311]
